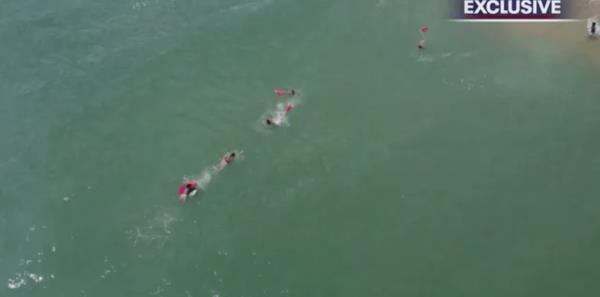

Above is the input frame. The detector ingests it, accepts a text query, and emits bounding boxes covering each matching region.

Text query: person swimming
[418,26,428,49]
[214,151,237,172]
[264,103,294,127]
[274,88,297,97]
[224,152,236,164]
[178,180,198,202]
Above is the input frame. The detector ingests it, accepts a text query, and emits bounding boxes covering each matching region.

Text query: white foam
[7,277,26,289]
[271,104,290,126]
[417,55,434,63]
[263,98,301,127]
[196,170,213,190]
[100,261,117,279]
[126,226,165,247]
[150,286,165,296]
[126,213,180,248]
[160,213,176,234]
[132,1,148,10]
[162,278,171,286]
[7,271,45,289]
[28,273,43,283]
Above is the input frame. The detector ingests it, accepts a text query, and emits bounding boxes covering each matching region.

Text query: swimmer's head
[230,152,236,158]
[266,118,273,125]
[291,89,296,95]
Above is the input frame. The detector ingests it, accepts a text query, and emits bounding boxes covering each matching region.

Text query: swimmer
[588,17,598,38]
[264,103,294,127]
[418,26,428,49]
[265,115,283,126]
[214,151,237,172]
[178,180,198,202]
[274,88,297,97]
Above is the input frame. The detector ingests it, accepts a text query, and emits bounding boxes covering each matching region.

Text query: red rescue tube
[285,103,293,113]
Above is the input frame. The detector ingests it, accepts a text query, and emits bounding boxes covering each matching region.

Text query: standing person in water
[178,180,198,202]
[214,151,237,172]
[588,17,598,38]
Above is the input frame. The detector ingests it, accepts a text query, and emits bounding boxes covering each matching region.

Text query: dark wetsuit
[185,183,197,195]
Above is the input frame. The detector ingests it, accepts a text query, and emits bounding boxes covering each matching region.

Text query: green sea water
[2,0,600,296]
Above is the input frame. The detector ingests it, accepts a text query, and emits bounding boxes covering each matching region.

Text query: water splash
[7,272,45,290]
[262,97,302,127]
[185,169,213,191]
[126,213,179,248]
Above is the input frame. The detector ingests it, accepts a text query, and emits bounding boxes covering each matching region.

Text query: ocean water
[2,0,600,296]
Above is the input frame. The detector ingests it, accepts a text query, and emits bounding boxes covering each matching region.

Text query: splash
[100,257,117,279]
[7,272,45,290]
[185,169,213,191]
[262,98,302,127]
[126,213,179,248]
[7,277,26,289]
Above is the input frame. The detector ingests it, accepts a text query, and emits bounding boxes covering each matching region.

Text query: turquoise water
[2,0,600,296]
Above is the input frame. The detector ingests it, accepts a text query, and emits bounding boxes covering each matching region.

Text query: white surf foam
[7,271,45,290]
